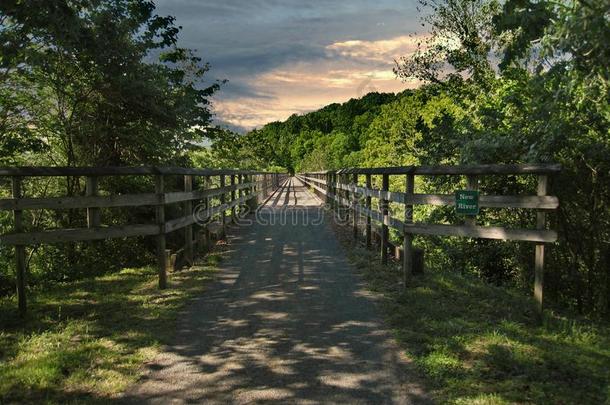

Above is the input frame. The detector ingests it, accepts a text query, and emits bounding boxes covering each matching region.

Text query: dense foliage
[0,0,218,292]
[217,0,609,318]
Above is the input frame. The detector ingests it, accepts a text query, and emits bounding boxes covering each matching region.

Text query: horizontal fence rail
[0,166,287,316]
[297,163,560,314]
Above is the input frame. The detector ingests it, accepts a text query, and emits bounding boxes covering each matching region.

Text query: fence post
[85,176,101,227]
[325,172,330,206]
[535,175,548,315]
[465,175,478,226]
[203,175,211,249]
[365,174,372,249]
[11,176,27,317]
[403,173,415,287]
[155,174,167,289]
[381,173,389,264]
[251,174,255,207]
[219,174,226,235]
[184,174,193,267]
[230,174,236,223]
[335,172,339,210]
[237,174,242,217]
[352,173,358,240]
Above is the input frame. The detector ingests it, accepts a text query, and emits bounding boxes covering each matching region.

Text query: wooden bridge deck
[123,177,428,404]
[261,177,322,208]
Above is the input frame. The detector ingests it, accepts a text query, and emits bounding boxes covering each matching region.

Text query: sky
[154,0,425,132]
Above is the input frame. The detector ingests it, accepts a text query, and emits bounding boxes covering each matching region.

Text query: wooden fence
[0,166,286,316]
[297,164,560,313]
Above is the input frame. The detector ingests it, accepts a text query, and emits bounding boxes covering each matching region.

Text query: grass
[0,252,224,404]
[333,225,610,404]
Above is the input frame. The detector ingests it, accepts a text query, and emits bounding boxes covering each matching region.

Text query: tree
[394,0,500,86]
[0,0,219,167]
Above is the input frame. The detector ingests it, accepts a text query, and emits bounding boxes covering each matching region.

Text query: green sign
[455,190,479,215]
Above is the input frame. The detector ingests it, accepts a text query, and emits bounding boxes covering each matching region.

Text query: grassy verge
[0,252,223,404]
[333,224,610,404]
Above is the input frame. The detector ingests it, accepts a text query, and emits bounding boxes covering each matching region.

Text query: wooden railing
[0,166,286,316]
[298,164,560,313]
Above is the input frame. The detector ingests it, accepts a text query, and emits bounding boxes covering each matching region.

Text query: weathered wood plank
[165,215,197,234]
[0,166,281,177]
[404,194,559,209]
[330,184,560,209]
[354,204,557,242]
[0,193,161,210]
[165,187,251,233]
[320,164,561,176]
[0,182,261,211]
[0,224,160,245]
[403,223,557,243]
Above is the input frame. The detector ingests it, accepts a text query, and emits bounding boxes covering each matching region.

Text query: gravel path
[123,177,429,404]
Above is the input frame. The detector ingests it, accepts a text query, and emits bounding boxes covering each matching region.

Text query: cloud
[211,34,424,131]
[154,0,424,130]
[325,35,423,63]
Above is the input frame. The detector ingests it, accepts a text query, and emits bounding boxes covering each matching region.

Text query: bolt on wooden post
[155,174,167,289]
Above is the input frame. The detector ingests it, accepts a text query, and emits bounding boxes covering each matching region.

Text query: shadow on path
[123,177,429,404]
